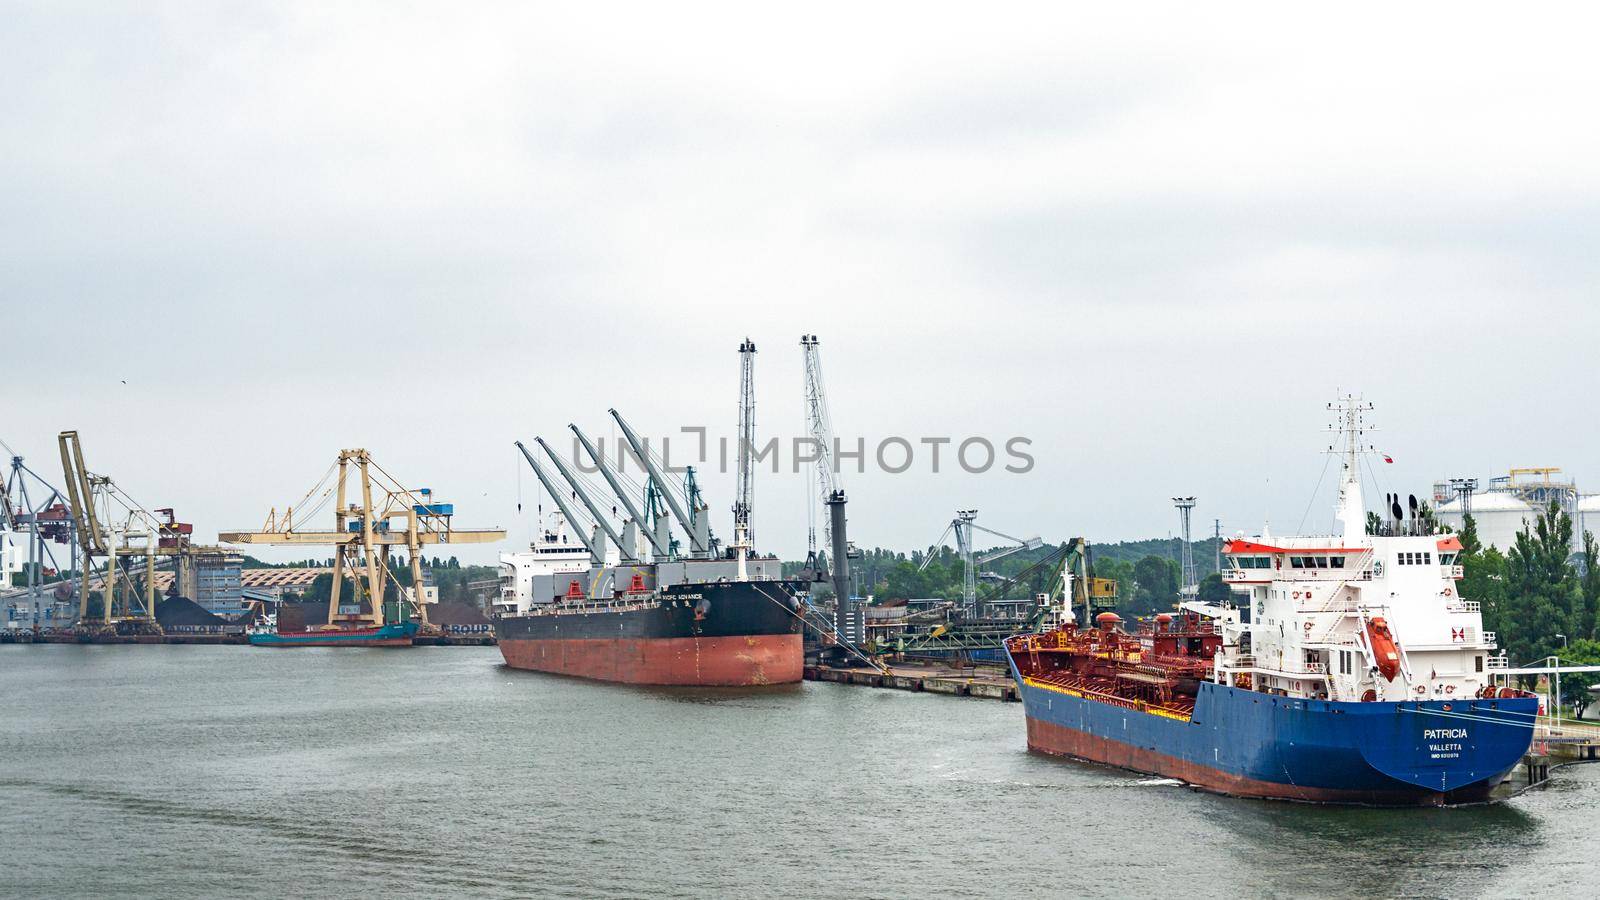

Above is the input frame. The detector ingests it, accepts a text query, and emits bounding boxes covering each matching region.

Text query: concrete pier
[804,663,1020,701]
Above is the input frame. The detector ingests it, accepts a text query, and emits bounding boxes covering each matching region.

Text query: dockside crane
[1,440,80,622]
[801,335,854,619]
[919,510,1042,617]
[219,449,505,628]
[57,430,234,631]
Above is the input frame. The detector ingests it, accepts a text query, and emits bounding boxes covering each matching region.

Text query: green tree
[1094,557,1136,610]
[1581,530,1599,641]
[1130,555,1179,615]
[1459,513,1483,556]
[1502,500,1579,665]
[1196,572,1231,604]
[1559,638,1600,719]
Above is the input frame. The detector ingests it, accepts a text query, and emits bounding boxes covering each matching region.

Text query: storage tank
[1435,491,1537,553]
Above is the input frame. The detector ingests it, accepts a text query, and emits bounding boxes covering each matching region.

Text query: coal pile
[155,596,226,628]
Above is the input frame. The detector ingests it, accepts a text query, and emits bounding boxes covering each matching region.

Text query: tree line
[1460,502,1600,714]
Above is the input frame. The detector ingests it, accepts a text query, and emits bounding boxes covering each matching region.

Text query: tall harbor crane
[219,449,504,627]
[732,339,756,580]
[919,510,1042,617]
[801,335,853,621]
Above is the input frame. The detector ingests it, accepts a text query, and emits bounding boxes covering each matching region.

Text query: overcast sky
[4,3,1597,564]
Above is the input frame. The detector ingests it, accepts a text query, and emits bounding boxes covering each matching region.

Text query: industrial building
[1434,468,1595,557]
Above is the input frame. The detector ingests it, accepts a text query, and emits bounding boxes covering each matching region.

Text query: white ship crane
[800,335,855,612]
[532,437,641,565]
[569,424,671,561]
[516,441,604,567]
[732,339,756,580]
[609,409,713,559]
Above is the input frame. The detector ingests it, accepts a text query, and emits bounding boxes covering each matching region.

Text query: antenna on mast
[1327,394,1375,542]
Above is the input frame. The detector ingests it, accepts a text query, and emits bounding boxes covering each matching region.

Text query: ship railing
[1444,564,1464,579]
[1485,654,1509,670]
[1481,630,1497,646]
[1221,658,1329,678]
[1297,598,1360,614]
[1446,599,1481,613]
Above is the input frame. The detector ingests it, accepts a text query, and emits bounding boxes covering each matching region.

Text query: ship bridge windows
[1290,556,1333,568]
[1397,551,1433,566]
[1229,555,1273,570]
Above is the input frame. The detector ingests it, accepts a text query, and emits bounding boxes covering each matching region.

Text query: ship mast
[733,339,756,580]
[1330,395,1373,543]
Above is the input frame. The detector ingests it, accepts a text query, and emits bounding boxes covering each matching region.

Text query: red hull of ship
[498,633,803,686]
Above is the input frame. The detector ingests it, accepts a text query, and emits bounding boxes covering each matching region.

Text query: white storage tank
[1435,491,1538,553]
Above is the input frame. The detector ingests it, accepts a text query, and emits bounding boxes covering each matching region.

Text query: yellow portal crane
[219,449,504,628]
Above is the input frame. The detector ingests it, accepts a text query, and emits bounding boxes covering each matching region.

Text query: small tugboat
[1005,397,1539,806]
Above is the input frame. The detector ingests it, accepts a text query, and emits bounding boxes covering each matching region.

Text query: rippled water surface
[3,644,1597,898]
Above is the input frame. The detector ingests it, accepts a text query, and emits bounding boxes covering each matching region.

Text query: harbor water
[2,644,1597,899]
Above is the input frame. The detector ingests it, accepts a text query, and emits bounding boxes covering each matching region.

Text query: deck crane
[219,449,504,628]
[801,335,854,619]
[732,339,757,580]
[609,409,713,559]
[919,510,1042,617]
[570,424,671,561]
[516,442,604,566]
[531,437,641,564]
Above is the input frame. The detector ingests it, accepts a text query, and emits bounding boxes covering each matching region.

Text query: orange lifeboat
[1366,616,1402,682]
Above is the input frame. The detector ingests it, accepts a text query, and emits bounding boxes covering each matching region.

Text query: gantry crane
[219,449,505,628]
[57,430,234,631]
[2,439,79,625]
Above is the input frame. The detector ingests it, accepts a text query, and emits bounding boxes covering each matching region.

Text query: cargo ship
[496,565,805,685]
[1005,398,1538,805]
[496,345,812,686]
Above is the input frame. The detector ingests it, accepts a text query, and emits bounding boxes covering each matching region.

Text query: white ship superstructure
[493,511,594,616]
[1213,398,1506,704]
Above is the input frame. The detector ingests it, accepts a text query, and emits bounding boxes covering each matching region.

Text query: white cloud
[4,2,1597,560]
